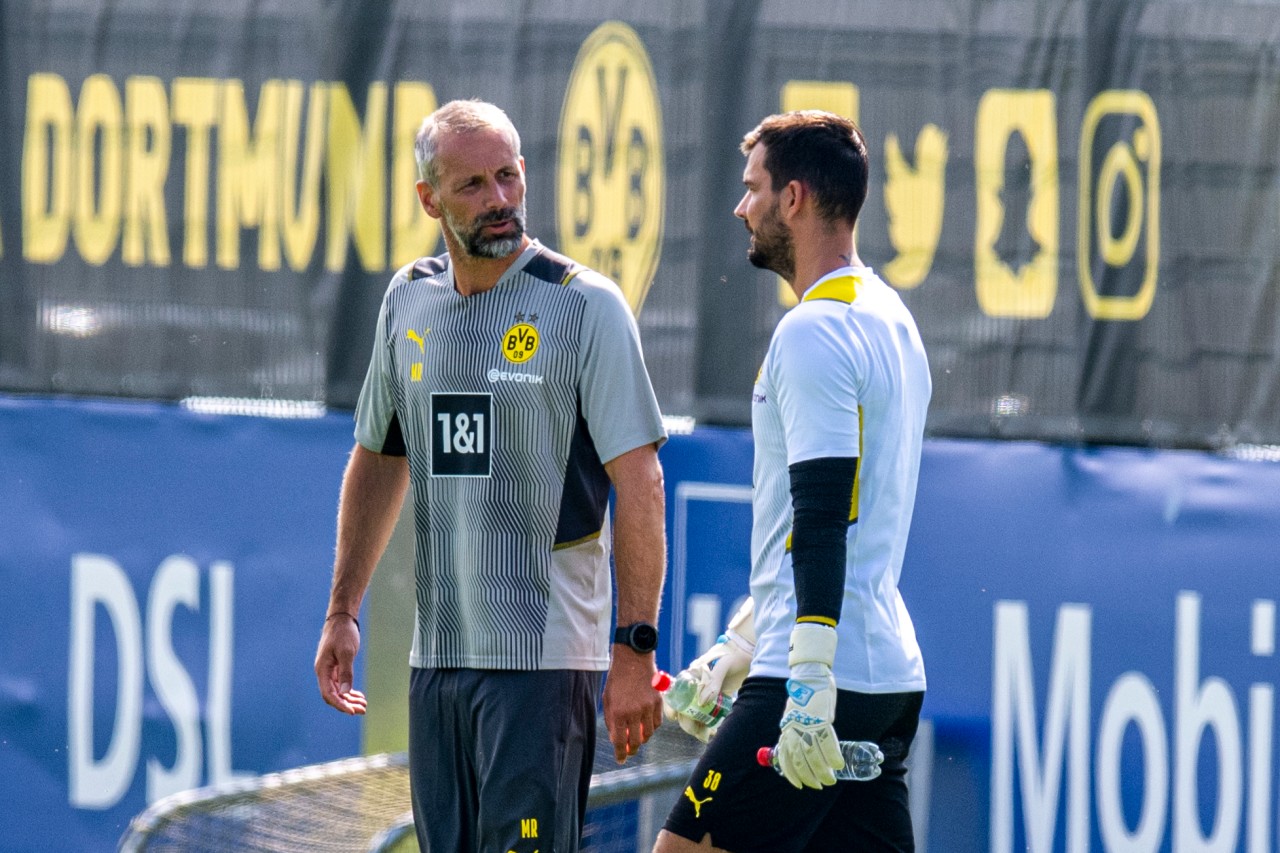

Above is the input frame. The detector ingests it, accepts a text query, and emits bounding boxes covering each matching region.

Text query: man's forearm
[605,445,666,625]
[329,444,410,613]
[788,456,857,625]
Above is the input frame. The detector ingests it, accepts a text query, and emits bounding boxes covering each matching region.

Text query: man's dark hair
[741,110,868,226]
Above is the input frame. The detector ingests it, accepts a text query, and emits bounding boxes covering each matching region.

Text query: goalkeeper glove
[663,597,756,742]
[774,622,844,789]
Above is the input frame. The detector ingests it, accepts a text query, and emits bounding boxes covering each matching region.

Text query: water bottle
[652,670,733,726]
[756,740,885,781]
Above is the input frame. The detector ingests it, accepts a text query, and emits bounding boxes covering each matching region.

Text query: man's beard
[446,202,527,259]
[746,203,795,282]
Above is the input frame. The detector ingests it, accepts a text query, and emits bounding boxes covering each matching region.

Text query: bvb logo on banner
[557,21,665,314]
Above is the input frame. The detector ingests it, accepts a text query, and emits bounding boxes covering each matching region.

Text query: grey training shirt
[355,240,666,670]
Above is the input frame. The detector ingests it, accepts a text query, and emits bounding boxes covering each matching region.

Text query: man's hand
[314,613,367,716]
[603,648,663,763]
[774,623,843,789]
[664,597,755,742]
[663,637,751,742]
[316,445,407,717]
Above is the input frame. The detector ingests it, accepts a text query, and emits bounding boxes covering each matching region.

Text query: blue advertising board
[660,436,1280,853]
[906,441,1280,853]
[0,395,360,851]
[3,395,1280,851]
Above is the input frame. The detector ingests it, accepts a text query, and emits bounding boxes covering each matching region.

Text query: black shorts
[662,677,924,853]
[408,667,601,853]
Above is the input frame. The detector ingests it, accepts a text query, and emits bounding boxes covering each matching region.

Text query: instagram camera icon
[1077,91,1161,321]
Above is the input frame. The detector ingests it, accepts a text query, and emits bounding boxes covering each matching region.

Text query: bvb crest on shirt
[502,322,540,364]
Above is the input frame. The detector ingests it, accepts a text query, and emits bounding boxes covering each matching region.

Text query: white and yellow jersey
[749,266,930,693]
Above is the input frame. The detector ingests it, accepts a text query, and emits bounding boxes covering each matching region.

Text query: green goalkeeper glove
[774,622,844,789]
[664,597,756,742]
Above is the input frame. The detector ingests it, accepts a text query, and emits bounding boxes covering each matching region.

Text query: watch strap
[613,621,658,652]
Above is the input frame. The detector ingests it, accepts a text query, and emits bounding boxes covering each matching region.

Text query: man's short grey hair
[414,100,522,186]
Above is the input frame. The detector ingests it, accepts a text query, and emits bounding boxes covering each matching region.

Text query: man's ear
[781,179,806,221]
[417,180,442,220]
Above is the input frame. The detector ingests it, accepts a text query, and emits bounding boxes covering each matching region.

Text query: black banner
[3,0,1279,448]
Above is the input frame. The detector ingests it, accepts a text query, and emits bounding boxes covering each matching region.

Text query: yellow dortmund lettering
[973,88,1059,318]
[391,81,440,268]
[778,80,860,307]
[123,76,171,267]
[280,81,326,271]
[218,79,284,270]
[520,817,538,837]
[883,124,948,290]
[23,73,74,264]
[1077,90,1161,321]
[172,77,220,268]
[325,82,387,272]
[73,74,124,266]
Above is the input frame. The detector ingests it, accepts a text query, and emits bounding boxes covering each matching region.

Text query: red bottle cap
[651,670,672,691]
[756,747,773,767]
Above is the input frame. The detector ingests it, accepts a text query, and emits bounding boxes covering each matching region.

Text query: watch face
[630,623,658,652]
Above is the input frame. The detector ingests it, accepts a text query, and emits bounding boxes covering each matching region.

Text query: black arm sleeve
[788,456,858,624]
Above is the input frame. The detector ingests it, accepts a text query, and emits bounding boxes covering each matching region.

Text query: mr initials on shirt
[430,393,493,477]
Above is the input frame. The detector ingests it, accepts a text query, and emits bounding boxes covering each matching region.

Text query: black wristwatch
[613,621,659,653]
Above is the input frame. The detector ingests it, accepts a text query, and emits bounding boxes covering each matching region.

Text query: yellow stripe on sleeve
[849,406,863,523]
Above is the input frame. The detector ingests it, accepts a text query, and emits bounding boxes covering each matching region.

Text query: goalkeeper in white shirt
[654,110,930,853]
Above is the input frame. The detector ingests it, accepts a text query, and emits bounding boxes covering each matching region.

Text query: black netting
[3,0,1280,449]
[119,719,702,853]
